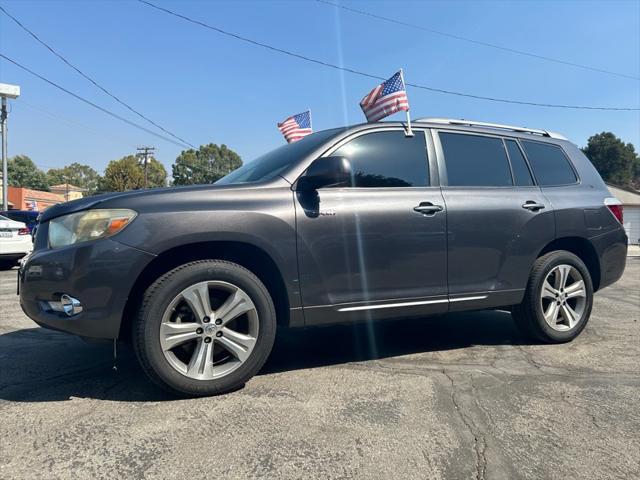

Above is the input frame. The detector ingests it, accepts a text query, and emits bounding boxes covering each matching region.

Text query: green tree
[172,144,242,186]
[99,155,144,192]
[46,162,100,194]
[633,156,640,190]
[7,155,49,191]
[97,155,168,193]
[582,132,638,187]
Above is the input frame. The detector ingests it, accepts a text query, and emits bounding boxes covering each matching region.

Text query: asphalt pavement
[1,260,639,479]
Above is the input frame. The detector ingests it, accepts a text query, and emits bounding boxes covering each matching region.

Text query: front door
[295,128,448,325]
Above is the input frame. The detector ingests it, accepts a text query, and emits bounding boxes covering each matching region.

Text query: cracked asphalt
[1,260,639,479]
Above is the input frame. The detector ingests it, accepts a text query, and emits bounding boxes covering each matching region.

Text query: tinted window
[521,141,577,186]
[6,212,26,222]
[505,139,534,186]
[440,133,512,187]
[217,128,346,185]
[332,131,429,187]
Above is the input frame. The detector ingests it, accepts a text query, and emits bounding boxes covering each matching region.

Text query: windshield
[0,215,8,221]
[216,128,345,185]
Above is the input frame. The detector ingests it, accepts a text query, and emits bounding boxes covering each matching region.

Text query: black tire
[0,259,18,270]
[512,250,593,343]
[132,260,276,397]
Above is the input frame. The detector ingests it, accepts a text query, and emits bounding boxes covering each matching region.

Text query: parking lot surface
[1,260,639,479]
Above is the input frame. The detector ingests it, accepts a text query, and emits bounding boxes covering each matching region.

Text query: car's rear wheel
[0,259,19,270]
[133,260,276,396]
[512,250,593,343]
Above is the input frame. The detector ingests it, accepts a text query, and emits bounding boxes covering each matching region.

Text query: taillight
[18,228,30,236]
[605,198,624,224]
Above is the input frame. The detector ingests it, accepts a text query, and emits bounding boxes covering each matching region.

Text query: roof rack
[414,117,568,140]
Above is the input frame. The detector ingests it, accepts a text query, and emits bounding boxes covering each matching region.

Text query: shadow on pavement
[0,309,530,403]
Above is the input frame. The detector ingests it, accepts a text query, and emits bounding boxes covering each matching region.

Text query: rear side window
[439,132,512,187]
[332,131,429,187]
[521,141,577,186]
[505,139,534,186]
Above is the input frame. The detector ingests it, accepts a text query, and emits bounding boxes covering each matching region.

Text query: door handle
[522,201,546,211]
[414,202,443,215]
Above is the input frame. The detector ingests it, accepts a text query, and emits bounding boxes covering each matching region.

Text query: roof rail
[414,117,568,140]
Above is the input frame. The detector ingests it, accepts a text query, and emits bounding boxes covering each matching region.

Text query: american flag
[360,71,410,122]
[277,110,312,143]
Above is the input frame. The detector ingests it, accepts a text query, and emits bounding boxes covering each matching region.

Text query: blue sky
[1,0,639,175]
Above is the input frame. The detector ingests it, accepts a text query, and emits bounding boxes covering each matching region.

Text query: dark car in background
[1,210,39,234]
[18,118,628,396]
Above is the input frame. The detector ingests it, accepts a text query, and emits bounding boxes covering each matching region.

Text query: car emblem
[319,210,336,216]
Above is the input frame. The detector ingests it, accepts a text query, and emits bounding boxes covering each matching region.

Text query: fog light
[46,295,83,317]
[61,295,83,316]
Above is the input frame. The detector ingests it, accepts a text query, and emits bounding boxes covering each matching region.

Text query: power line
[0,53,193,148]
[316,0,640,82]
[0,4,196,148]
[17,100,139,148]
[137,0,639,112]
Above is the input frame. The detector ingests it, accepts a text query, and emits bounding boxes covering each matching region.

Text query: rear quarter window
[521,140,577,186]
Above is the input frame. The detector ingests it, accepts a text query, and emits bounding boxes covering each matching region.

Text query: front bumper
[19,237,155,339]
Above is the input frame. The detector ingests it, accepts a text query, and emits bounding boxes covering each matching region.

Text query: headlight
[48,209,137,248]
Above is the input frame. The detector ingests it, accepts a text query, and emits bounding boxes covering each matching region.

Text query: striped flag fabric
[277,110,312,143]
[360,70,410,122]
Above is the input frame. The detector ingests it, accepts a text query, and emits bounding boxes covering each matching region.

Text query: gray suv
[19,118,628,396]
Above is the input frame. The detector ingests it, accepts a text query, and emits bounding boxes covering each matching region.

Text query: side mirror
[297,156,352,191]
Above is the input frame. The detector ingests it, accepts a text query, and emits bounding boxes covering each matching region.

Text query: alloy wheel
[159,280,259,380]
[539,264,587,332]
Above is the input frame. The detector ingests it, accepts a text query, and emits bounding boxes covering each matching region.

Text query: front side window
[520,140,577,186]
[439,132,512,187]
[331,131,429,188]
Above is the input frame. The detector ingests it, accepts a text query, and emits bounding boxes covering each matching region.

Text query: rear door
[295,128,448,324]
[434,130,555,309]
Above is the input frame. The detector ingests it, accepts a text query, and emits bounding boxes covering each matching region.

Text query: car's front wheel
[512,250,593,343]
[133,260,276,396]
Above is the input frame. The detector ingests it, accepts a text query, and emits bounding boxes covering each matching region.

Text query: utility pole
[1,83,20,212]
[136,146,155,189]
[62,175,70,202]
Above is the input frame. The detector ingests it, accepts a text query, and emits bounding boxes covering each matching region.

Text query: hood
[40,190,129,222]
[39,179,288,222]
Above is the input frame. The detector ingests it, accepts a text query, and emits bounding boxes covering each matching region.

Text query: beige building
[49,183,87,202]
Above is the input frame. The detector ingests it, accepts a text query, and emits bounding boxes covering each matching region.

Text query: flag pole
[399,69,413,137]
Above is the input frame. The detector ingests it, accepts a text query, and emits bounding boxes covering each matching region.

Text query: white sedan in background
[0,214,33,270]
